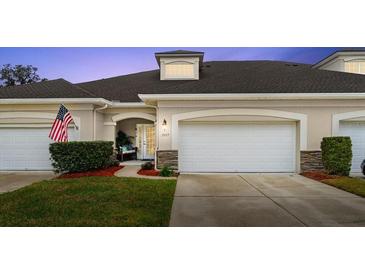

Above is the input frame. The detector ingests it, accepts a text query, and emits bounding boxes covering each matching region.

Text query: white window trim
[171,108,308,150]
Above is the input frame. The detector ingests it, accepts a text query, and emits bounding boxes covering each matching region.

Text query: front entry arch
[111,112,156,123]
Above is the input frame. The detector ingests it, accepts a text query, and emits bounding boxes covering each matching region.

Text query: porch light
[162,119,167,132]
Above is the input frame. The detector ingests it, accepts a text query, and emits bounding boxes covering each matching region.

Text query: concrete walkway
[170,173,365,227]
[0,171,54,193]
[114,165,175,180]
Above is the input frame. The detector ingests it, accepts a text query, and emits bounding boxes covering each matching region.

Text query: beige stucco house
[2,49,365,173]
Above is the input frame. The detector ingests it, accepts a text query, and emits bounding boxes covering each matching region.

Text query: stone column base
[300,150,324,172]
[156,150,178,170]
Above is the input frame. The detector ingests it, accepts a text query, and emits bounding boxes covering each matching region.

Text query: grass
[0,176,176,226]
[322,177,365,198]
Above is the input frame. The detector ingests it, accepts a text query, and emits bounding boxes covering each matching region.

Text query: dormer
[313,50,365,75]
[155,50,204,80]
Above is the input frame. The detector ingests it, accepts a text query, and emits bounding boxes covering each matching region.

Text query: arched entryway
[111,112,156,161]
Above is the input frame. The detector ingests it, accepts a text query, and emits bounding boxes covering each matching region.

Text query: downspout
[93,104,109,140]
[149,105,159,170]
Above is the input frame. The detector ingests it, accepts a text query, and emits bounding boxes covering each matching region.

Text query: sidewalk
[114,165,176,180]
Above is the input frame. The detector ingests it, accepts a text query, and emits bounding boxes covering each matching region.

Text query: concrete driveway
[170,173,365,227]
[0,172,54,193]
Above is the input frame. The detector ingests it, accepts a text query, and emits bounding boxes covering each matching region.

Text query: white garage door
[0,127,79,171]
[339,121,365,172]
[179,122,297,173]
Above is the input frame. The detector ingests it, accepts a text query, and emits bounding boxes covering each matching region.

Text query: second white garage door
[179,122,297,173]
[339,121,365,173]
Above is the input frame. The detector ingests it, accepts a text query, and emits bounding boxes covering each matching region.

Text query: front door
[136,124,155,160]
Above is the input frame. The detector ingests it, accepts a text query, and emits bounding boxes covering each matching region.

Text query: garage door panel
[179,123,296,173]
[0,127,79,170]
[339,121,365,172]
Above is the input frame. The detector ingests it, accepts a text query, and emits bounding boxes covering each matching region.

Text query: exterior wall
[318,58,344,72]
[156,99,365,152]
[316,53,365,73]
[0,104,94,141]
[95,111,105,140]
[0,105,157,148]
[101,107,156,144]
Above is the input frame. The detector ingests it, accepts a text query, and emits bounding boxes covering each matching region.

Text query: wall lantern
[162,119,167,129]
[162,119,168,133]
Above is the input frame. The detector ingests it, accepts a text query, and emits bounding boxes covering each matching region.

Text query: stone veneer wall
[300,150,324,172]
[156,150,178,170]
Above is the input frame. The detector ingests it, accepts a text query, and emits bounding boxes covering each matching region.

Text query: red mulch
[58,166,124,179]
[137,169,160,176]
[301,171,341,182]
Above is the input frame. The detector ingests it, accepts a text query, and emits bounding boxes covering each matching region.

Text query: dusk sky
[0,47,355,83]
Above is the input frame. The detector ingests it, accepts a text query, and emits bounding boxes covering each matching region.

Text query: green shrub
[321,136,352,176]
[49,141,115,173]
[160,166,173,177]
[141,161,154,170]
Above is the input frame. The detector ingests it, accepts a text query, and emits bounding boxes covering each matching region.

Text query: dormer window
[164,61,195,79]
[155,50,204,80]
[345,60,365,74]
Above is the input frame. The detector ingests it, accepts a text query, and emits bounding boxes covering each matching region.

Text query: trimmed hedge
[49,141,115,173]
[321,137,352,176]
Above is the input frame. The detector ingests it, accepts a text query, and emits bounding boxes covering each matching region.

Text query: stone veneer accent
[300,150,324,172]
[156,150,178,170]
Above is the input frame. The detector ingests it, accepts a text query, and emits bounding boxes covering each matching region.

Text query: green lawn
[0,176,176,226]
[322,177,365,198]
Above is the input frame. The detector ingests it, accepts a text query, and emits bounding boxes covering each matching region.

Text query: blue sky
[0,47,349,83]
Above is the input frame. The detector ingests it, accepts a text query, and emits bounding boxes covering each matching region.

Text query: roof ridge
[60,79,98,98]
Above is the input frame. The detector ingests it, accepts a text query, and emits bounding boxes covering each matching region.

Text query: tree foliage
[0,64,47,87]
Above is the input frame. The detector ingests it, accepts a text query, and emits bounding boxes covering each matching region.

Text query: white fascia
[0,99,154,108]
[138,93,365,103]
[109,102,154,108]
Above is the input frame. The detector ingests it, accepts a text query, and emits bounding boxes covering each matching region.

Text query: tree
[0,64,47,87]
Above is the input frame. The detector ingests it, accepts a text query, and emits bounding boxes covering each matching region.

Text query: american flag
[49,104,74,142]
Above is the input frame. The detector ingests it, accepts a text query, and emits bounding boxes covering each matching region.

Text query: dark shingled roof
[0,78,96,99]
[76,61,365,102]
[3,61,365,101]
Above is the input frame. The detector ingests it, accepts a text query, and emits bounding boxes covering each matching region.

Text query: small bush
[49,141,114,173]
[321,136,352,176]
[160,166,173,177]
[141,161,154,170]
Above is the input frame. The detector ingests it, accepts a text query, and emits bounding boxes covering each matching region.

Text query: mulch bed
[58,166,124,179]
[301,171,341,182]
[137,169,160,176]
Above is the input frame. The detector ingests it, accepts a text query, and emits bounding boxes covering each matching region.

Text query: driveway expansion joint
[238,175,308,227]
